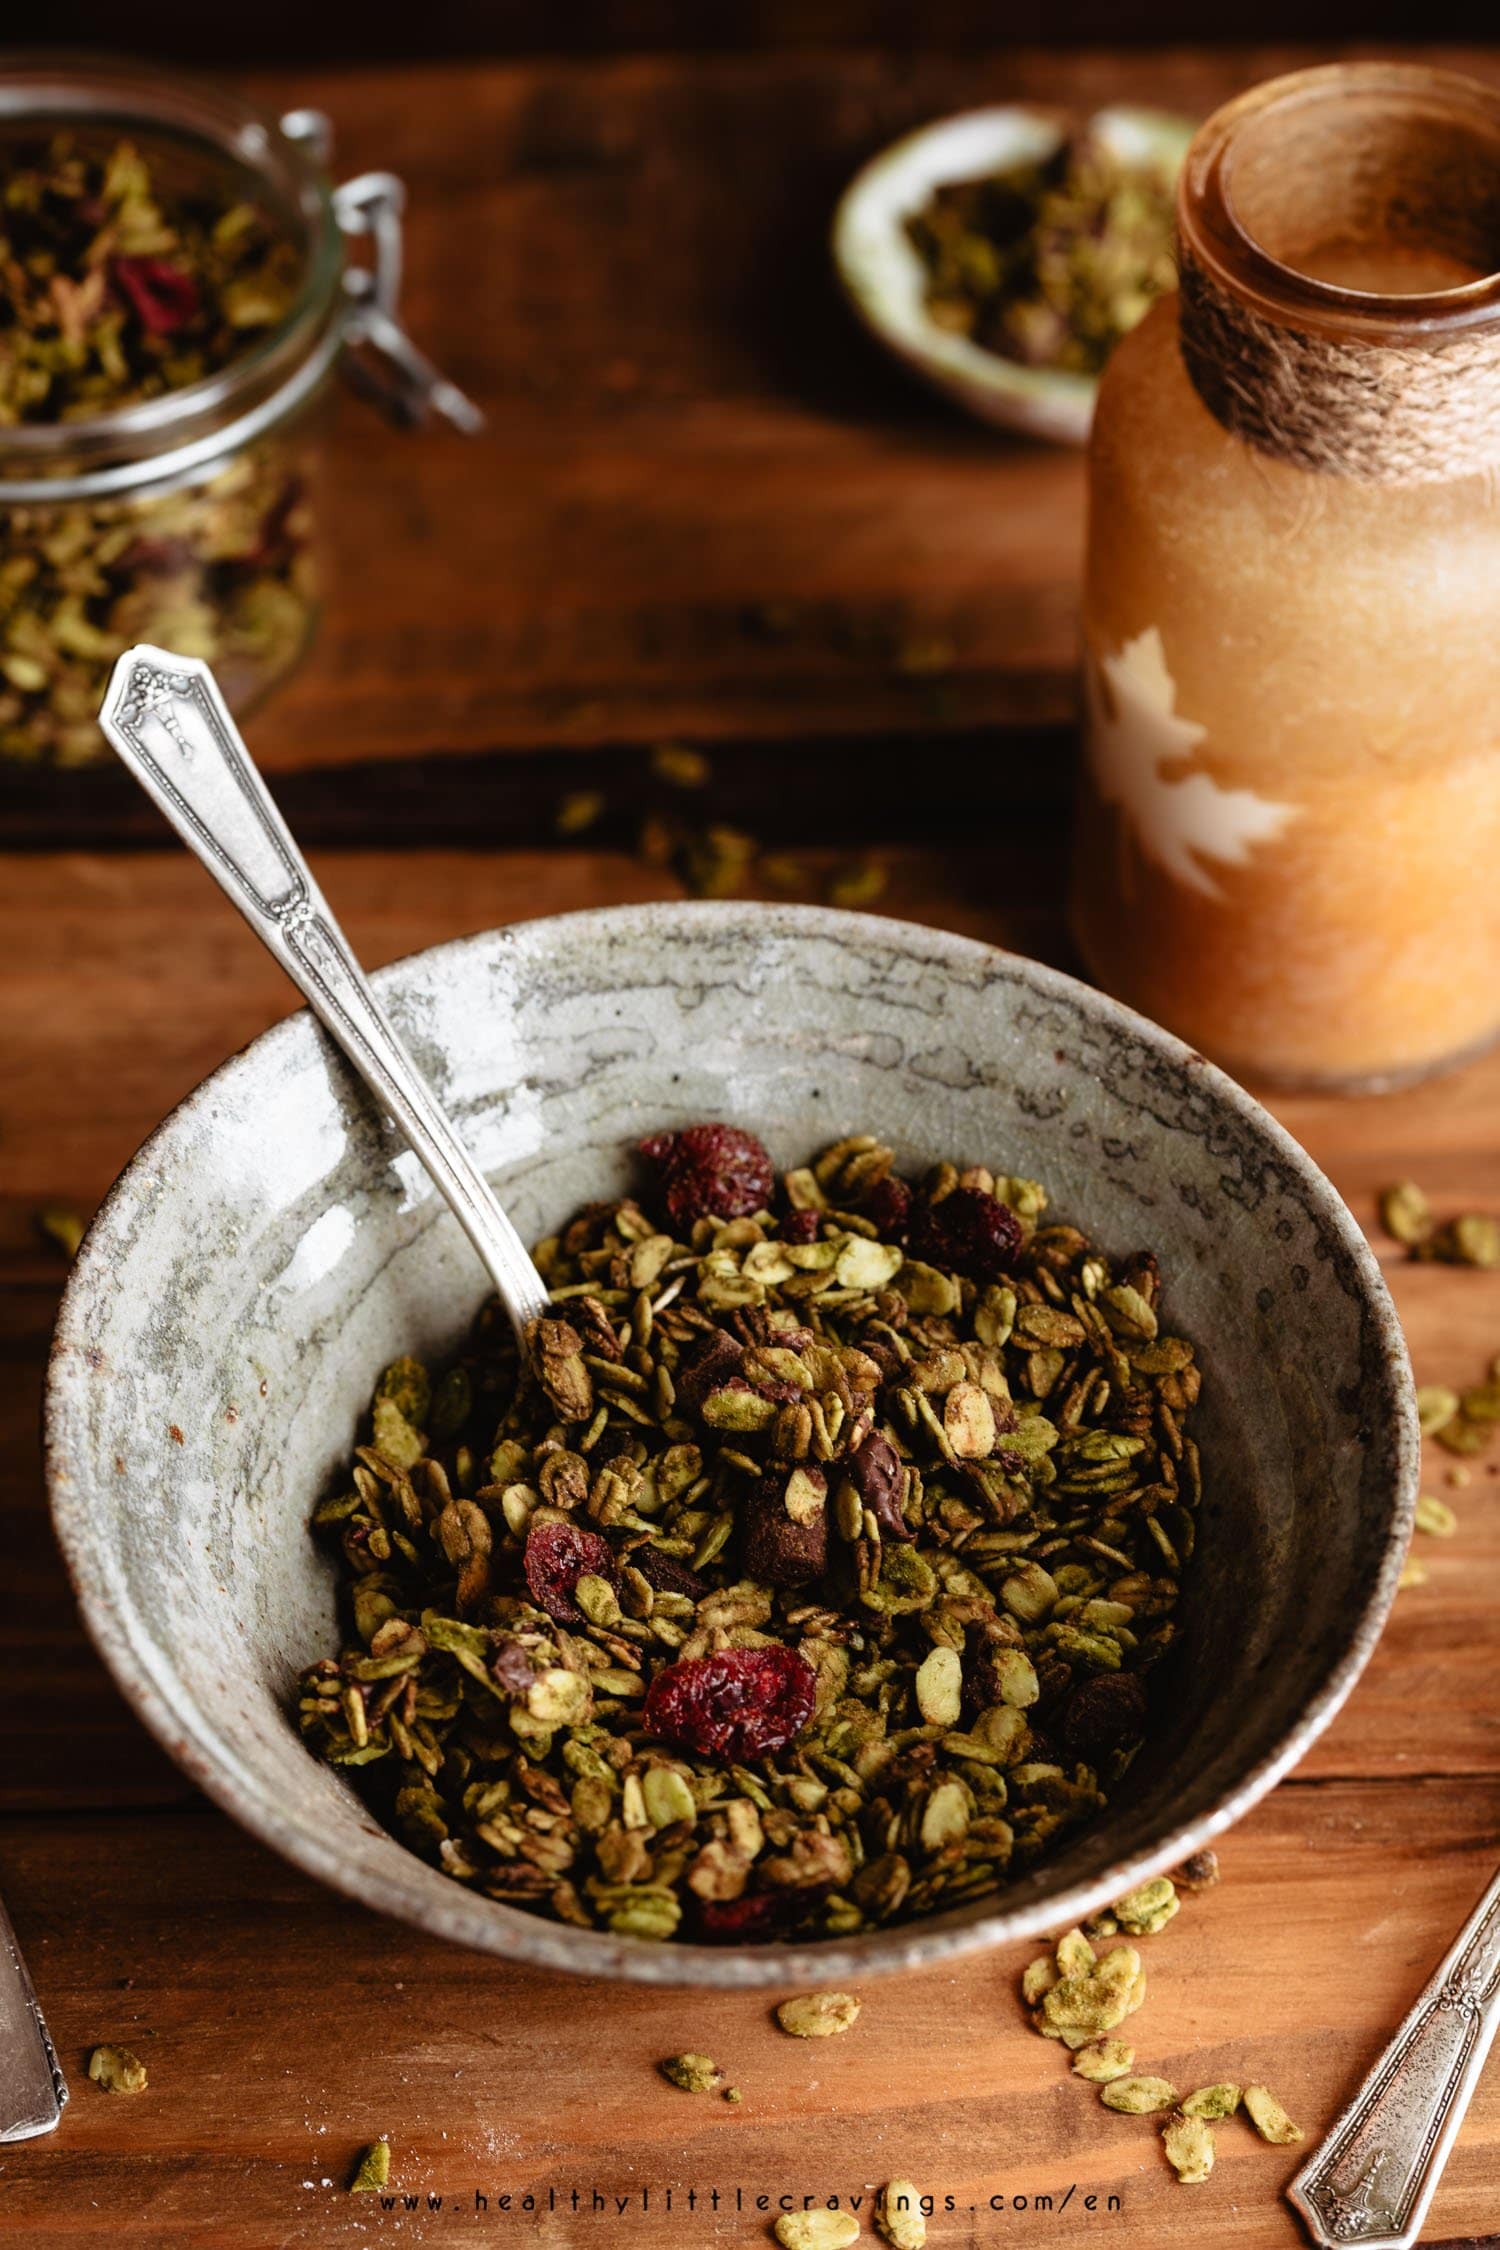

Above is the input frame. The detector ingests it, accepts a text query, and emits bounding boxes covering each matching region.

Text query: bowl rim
[44,900,1419,1987]
[830,102,1197,441]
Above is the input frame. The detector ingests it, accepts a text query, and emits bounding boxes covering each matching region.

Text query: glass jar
[1071,63,1500,1090]
[0,54,479,767]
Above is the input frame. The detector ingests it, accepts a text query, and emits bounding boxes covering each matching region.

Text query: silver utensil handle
[1288,1864,1500,2248]
[0,1893,66,2143]
[98,646,549,1339]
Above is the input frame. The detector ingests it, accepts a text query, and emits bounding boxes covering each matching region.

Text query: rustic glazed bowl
[46,905,1416,1987]
[832,105,1195,442]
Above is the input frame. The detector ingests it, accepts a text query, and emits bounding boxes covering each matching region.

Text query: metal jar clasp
[280,109,484,435]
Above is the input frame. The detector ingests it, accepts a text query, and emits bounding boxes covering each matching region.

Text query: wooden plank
[1,1784,1498,2246]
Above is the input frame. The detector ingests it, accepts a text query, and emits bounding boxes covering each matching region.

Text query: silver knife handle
[0,1894,66,2143]
[98,646,549,1339]
[1288,1864,1500,2248]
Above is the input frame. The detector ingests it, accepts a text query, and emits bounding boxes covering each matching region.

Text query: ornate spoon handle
[1288,1864,1500,2248]
[98,645,550,1342]
[0,1892,66,2143]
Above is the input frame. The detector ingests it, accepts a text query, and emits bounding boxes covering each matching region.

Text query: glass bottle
[1071,63,1500,1089]
[0,54,480,768]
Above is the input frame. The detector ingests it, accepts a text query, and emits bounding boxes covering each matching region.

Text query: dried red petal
[644,1645,816,1760]
[847,1428,912,1542]
[908,1185,1023,1280]
[112,255,199,335]
[489,1635,539,1694]
[628,1544,708,1602]
[673,1329,746,1418]
[522,1519,620,1623]
[639,1123,775,1230]
[780,1207,821,1245]
[741,1469,828,1587]
[862,1173,913,1242]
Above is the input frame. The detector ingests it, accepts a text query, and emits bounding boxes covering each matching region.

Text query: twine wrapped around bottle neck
[1177,241,1500,486]
[1174,63,1500,486]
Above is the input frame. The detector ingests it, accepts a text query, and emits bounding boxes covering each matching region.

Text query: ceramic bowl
[832,104,1196,442]
[46,904,1416,1987]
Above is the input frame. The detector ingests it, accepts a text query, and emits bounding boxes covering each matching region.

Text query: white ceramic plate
[832,103,1196,444]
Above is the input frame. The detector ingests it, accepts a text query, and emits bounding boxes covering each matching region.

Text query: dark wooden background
[18,2,1466,61]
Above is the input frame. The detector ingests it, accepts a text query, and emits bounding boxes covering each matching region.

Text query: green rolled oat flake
[1415,1385,1461,1436]
[775,2215,861,2250]
[1021,1953,1058,2007]
[1415,1494,1459,1538]
[1378,1180,1433,1247]
[1243,2083,1304,2145]
[1071,2039,1135,2083]
[1181,2083,1241,2119]
[775,1991,861,2039]
[875,2179,927,2249]
[1111,1876,1179,1935]
[1101,2074,1178,2115]
[1162,2112,1215,2183]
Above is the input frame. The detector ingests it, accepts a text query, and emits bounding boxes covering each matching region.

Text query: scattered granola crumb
[37,1205,85,1260]
[1101,2074,1178,2115]
[650,742,710,788]
[87,2044,147,2094]
[775,1991,861,2039]
[875,2178,927,2248]
[774,2214,861,2250]
[349,2140,391,2193]
[660,2052,722,2093]
[1244,2083,1304,2145]
[555,789,605,836]
[1162,2111,1215,2182]
[1172,1848,1220,1892]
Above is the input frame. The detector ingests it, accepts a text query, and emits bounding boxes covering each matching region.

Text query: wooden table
[3,46,1499,2250]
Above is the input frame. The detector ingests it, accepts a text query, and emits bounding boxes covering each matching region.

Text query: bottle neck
[1176,64,1500,485]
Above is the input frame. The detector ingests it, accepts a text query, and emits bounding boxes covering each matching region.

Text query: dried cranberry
[639,1123,775,1230]
[672,1329,746,1418]
[696,1891,791,1945]
[862,1173,913,1241]
[741,1469,828,1587]
[908,1186,1023,1280]
[847,1429,912,1542]
[522,1520,620,1623]
[780,1207,821,1245]
[644,1645,816,1760]
[628,1544,708,1602]
[112,255,199,335]
[1059,1672,1148,1761]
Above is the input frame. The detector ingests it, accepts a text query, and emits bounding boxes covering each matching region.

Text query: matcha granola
[298,1125,1200,1945]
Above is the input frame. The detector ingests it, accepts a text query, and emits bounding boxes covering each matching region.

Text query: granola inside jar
[0,54,477,767]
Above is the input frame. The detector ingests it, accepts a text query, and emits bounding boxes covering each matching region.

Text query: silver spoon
[97,645,550,1342]
[1288,1861,1500,2247]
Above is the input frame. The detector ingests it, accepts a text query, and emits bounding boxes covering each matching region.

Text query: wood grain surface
[3,44,1500,2250]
